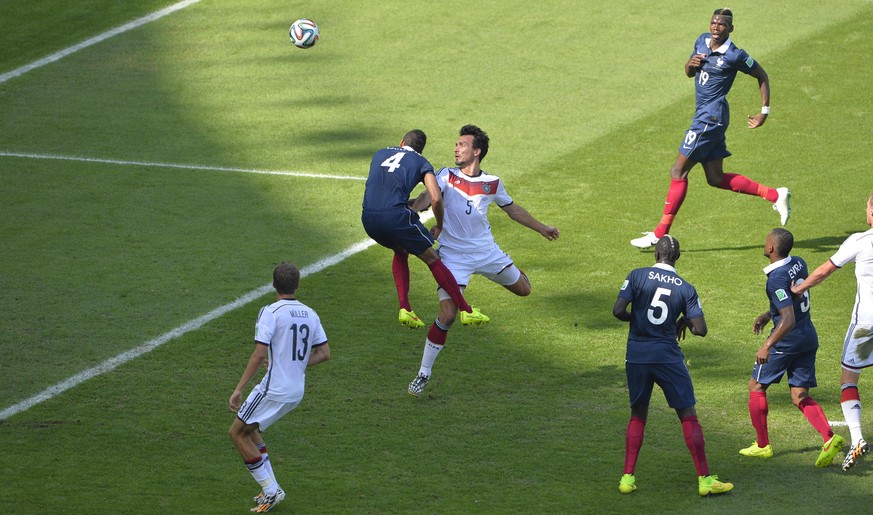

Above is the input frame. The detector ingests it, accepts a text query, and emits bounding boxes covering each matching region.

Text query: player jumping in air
[630,8,790,249]
[361,129,480,328]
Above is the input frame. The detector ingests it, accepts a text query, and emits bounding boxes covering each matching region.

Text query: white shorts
[437,245,520,301]
[841,323,873,372]
[236,384,301,432]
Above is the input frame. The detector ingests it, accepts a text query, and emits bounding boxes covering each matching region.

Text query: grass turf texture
[1,0,872,512]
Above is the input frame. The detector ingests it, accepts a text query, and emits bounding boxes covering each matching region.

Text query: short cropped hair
[273,262,300,295]
[770,228,794,257]
[713,7,733,20]
[460,124,489,162]
[402,129,427,154]
[656,234,681,263]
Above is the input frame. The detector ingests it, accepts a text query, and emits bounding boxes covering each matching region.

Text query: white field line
[0,0,202,85]
[0,151,366,181]
[0,212,436,420]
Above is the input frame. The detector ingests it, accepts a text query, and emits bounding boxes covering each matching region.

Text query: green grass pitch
[1,0,871,512]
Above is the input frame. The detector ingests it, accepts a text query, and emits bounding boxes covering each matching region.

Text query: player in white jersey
[407,125,560,396]
[228,262,331,512]
[791,192,873,471]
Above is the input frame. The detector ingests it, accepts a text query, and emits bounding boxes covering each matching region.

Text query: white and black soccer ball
[289,18,319,49]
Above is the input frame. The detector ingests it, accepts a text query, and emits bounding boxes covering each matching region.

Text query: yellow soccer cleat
[618,473,636,494]
[399,308,425,329]
[460,306,490,326]
[739,441,774,459]
[816,434,844,468]
[698,475,733,496]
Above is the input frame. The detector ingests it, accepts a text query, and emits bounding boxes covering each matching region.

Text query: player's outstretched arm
[501,202,560,240]
[408,191,431,212]
[747,64,770,129]
[423,173,444,231]
[791,260,838,296]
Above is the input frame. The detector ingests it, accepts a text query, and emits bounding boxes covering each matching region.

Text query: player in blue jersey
[613,235,733,496]
[739,228,845,467]
[361,129,476,328]
[631,8,790,249]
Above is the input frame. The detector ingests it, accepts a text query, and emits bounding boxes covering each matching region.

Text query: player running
[630,8,789,249]
[739,229,844,467]
[613,235,733,496]
[361,129,479,328]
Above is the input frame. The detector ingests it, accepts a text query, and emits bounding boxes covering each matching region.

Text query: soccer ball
[289,18,319,49]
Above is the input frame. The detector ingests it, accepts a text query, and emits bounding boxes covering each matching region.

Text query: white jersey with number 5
[830,228,873,324]
[435,167,513,256]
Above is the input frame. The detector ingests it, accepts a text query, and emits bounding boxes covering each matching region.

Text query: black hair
[713,7,733,20]
[402,129,427,154]
[460,124,489,162]
[656,234,681,264]
[770,228,794,257]
[273,262,300,295]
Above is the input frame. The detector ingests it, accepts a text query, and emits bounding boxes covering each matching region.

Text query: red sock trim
[841,386,860,402]
[427,322,448,345]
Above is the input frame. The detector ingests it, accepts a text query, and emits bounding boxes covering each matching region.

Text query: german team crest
[482,184,491,194]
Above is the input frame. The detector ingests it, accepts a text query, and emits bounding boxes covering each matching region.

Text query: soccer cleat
[407,374,430,397]
[739,441,774,458]
[251,488,285,513]
[841,438,869,471]
[618,473,636,494]
[773,187,791,225]
[399,308,425,329]
[815,434,845,468]
[253,488,285,506]
[460,307,490,326]
[698,474,733,496]
[630,232,659,249]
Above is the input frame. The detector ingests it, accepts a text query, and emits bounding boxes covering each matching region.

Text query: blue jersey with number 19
[691,34,758,128]
[362,146,434,211]
[618,263,704,363]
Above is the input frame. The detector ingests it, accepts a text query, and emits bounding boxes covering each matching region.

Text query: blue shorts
[751,348,818,388]
[626,361,696,410]
[362,208,435,256]
[678,118,731,163]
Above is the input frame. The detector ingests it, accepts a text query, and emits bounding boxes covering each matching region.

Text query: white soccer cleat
[773,187,791,225]
[630,232,659,249]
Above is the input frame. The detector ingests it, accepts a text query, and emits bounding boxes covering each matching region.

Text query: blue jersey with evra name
[764,256,818,353]
[618,264,704,363]
[691,33,758,128]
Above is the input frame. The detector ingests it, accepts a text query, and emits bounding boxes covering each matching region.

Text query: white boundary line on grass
[0,151,366,181]
[0,213,435,420]
[0,0,203,85]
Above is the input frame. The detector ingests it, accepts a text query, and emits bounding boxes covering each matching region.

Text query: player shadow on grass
[660,234,852,254]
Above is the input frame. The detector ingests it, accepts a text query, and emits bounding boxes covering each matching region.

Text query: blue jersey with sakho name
[763,256,818,353]
[618,263,704,363]
[690,34,758,128]
[362,146,434,211]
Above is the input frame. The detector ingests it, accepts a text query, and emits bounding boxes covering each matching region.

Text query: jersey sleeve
[684,285,704,319]
[767,272,793,311]
[618,272,635,301]
[830,233,861,268]
[310,313,328,346]
[495,179,513,207]
[435,167,450,193]
[736,48,758,75]
[254,307,276,345]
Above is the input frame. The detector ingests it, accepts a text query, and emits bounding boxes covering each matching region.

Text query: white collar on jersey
[401,145,414,151]
[763,255,792,275]
[703,36,732,54]
[653,262,677,273]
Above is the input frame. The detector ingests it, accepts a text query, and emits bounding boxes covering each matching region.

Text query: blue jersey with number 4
[764,256,818,353]
[691,34,758,128]
[618,263,704,363]
[362,146,434,211]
